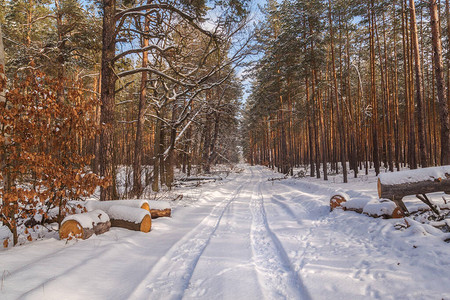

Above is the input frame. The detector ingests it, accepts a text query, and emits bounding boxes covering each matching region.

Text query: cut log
[378,166,450,213]
[342,198,372,214]
[330,193,348,211]
[149,208,171,218]
[59,210,111,240]
[107,205,152,232]
[178,176,221,182]
[363,199,404,219]
[146,200,172,219]
[85,200,150,212]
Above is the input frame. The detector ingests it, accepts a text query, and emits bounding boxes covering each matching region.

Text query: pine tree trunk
[330,0,347,182]
[429,0,450,165]
[0,24,5,103]
[133,12,150,197]
[202,112,211,173]
[99,0,117,201]
[370,0,380,175]
[152,117,161,192]
[409,0,428,167]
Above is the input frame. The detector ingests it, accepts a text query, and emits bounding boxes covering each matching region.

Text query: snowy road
[1,165,450,299]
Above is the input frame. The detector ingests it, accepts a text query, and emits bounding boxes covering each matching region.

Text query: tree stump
[59,210,111,240]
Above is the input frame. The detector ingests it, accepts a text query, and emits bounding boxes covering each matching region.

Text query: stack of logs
[60,200,172,240]
[330,192,404,219]
[331,166,450,219]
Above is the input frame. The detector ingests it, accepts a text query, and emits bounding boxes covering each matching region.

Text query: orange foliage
[0,69,107,246]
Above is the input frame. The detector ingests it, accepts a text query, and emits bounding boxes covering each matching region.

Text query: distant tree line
[243,0,450,182]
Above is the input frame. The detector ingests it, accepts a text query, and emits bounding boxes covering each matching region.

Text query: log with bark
[378,166,450,214]
[85,199,150,213]
[331,193,403,218]
[59,210,111,240]
[146,200,172,219]
[107,205,152,233]
[362,199,404,219]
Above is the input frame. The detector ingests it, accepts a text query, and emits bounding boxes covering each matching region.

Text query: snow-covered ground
[1,165,450,299]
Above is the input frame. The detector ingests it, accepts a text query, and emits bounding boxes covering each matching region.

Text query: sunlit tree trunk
[429,0,450,164]
[99,0,118,200]
[409,0,428,167]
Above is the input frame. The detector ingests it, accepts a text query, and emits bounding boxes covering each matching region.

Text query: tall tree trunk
[329,0,347,182]
[152,117,161,192]
[429,0,450,164]
[54,0,65,103]
[409,0,428,167]
[306,78,315,177]
[370,0,380,175]
[132,11,150,197]
[0,24,5,103]
[99,0,117,201]
[202,112,212,173]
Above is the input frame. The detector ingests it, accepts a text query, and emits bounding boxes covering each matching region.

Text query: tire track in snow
[128,173,252,300]
[249,168,311,300]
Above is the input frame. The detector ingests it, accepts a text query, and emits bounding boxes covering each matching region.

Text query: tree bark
[99,0,118,201]
[152,117,161,192]
[329,0,347,182]
[429,0,450,165]
[409,0,428,167]
[0,24,5,104]
[133,11,150,197]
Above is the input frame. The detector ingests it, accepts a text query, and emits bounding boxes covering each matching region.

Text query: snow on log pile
[85,199,150,212]
[330,193,403,218]
[145,200,171,218]
[59,210,111,240]
[107,205,152,233]
[378,166,450,200]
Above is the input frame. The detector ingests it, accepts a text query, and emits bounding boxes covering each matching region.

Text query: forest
[243,0,450,183]
[1,0,450,247]
[0,0,250,245]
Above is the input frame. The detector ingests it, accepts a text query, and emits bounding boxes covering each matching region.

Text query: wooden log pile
[330,193,403,219]
[59,198,173,240]
[378,166,450,214]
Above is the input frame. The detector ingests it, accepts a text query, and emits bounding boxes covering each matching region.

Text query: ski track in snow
[249,168,311,300]
[128,171,253,300]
